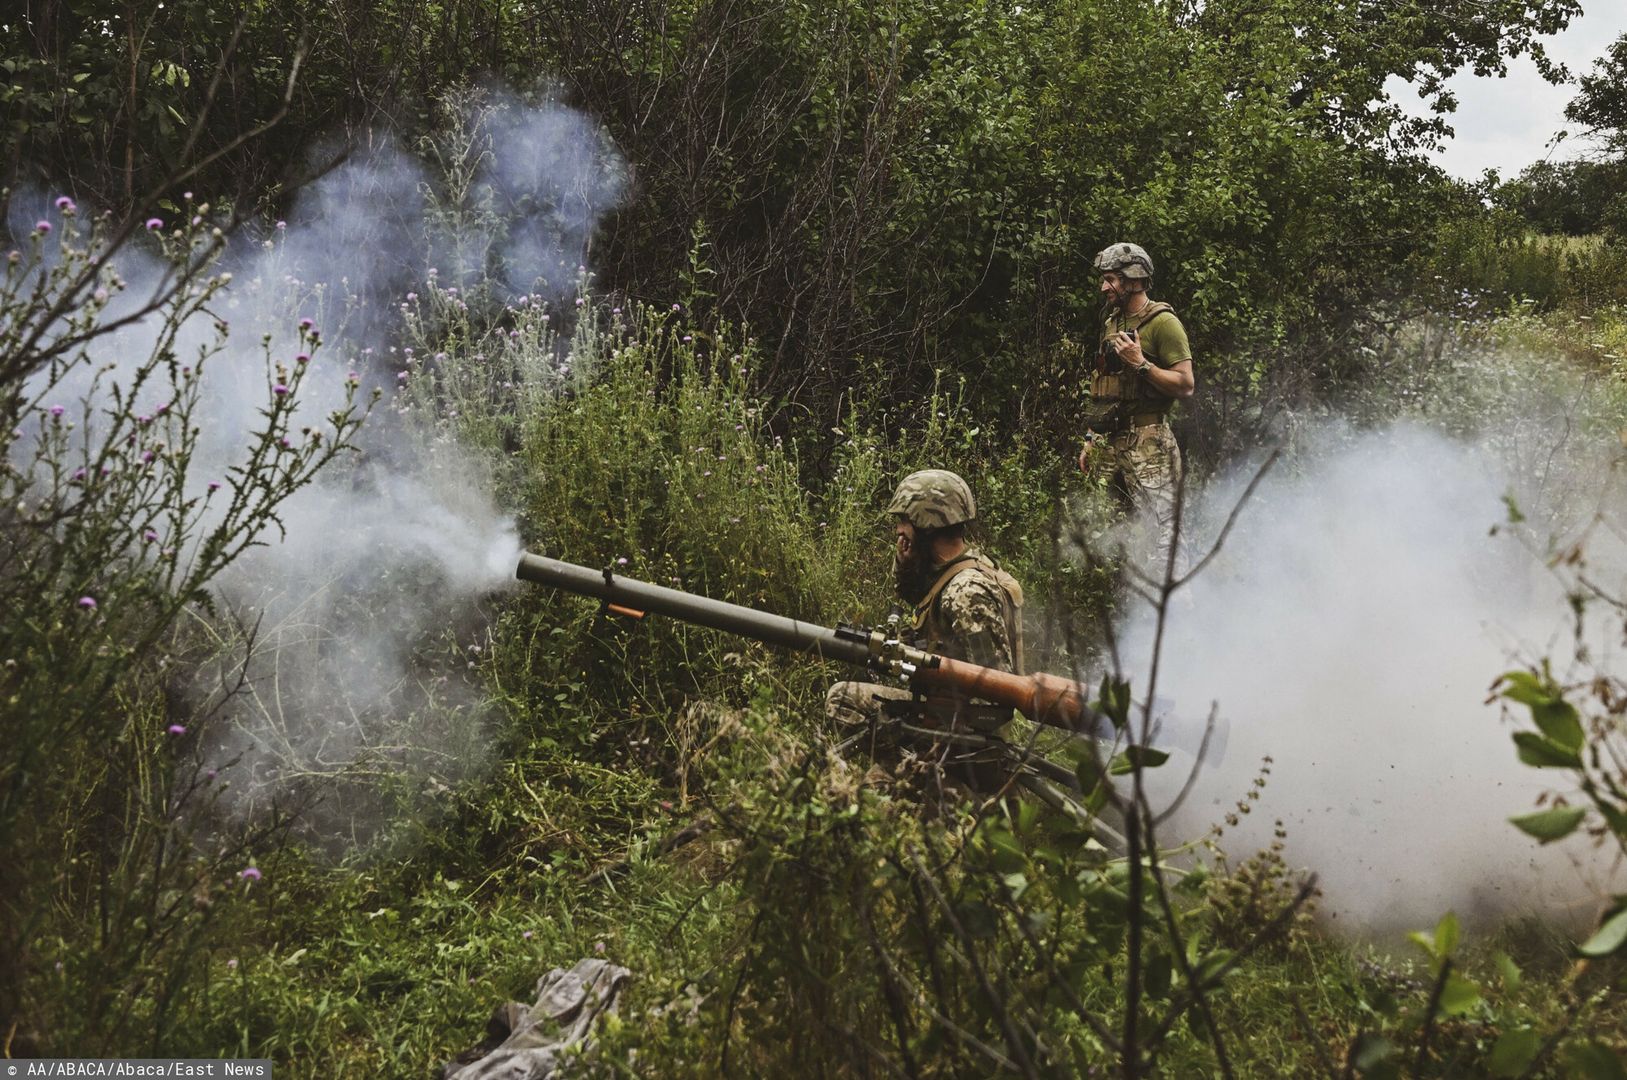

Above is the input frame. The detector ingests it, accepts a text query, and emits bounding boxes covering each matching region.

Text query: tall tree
[1567,32,1627,154]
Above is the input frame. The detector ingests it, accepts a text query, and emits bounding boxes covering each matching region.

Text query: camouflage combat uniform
[826,468,1025,792]
[825,549,1025,744]
[1086,299,1190,569]
[1075,243,1194,573]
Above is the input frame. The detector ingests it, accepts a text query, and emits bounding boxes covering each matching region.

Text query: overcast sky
[1389,3,1627,181]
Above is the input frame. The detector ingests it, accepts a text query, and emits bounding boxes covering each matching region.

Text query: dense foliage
[4,2,1627,1078]
[0,0,1593,440]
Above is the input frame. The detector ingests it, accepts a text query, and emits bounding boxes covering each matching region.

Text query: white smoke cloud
[10,86,626,847]
[191,92,625,842]
[1126,421,1627,937]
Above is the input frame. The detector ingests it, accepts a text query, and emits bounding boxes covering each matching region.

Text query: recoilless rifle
[515,553,1227,842]
[515,550,1105,733]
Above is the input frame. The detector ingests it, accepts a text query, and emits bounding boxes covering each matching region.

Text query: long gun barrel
[515,551,1100,731]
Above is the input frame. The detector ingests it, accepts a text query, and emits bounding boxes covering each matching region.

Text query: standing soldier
[826,469,1024,794]
[1077,242,1195,572]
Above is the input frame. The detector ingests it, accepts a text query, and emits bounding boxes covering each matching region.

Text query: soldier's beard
[894,547,938,606]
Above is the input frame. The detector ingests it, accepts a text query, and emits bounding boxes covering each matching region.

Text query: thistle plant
[0,197,371,1047]
[1,203,370,834]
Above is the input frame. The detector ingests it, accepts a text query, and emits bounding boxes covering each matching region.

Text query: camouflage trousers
[825,680,917,730]
[1092,422,1183,576]
[825,681,1010,795]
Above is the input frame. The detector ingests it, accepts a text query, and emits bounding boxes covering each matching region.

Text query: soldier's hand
[1111,331,1146,369]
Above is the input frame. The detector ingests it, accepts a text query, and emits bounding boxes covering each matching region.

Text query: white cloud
[1389,5,1627,181]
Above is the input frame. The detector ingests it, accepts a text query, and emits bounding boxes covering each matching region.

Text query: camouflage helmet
[887,469,976,530]
[1093,242,1154,281]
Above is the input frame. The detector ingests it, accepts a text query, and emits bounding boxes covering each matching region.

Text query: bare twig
[1172,447,1282,590]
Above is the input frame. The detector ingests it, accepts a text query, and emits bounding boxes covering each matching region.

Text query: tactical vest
[910,552,1026,675]
[1087,301,1177,430]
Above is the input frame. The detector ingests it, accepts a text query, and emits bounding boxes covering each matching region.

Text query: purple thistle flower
[73,468,86,481]
[226,958,239,969]
[294,353,310,364]
[77,596,97,610]
[397,371,408,381]
[183,191,193,200]
[298,317,314,330]
[346,371,359,383]
[141,450,155,463]
[49,404,64,417]
[145,218,163,230]
[35,220,51,234]
[206,769,218,781]
[238,867,262,882]
[671,303,681,312]
[594,941,606,954]
[616,557,629,566]
[273,384,289,396]
[143,530,157,542]
[278,437,291,448]
[522,930,534,940]
[167,724,186,735]
[275,220,286,230]
[55,196,76,212]
[207,480,221,493]
[93,287,108,304]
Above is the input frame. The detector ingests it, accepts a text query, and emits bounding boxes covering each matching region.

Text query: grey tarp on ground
[443,958,632,1080]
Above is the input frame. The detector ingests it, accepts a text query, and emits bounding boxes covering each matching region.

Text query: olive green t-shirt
[1100,303,1192,371]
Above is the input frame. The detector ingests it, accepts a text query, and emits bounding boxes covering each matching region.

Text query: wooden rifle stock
[913,658,1092,730]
